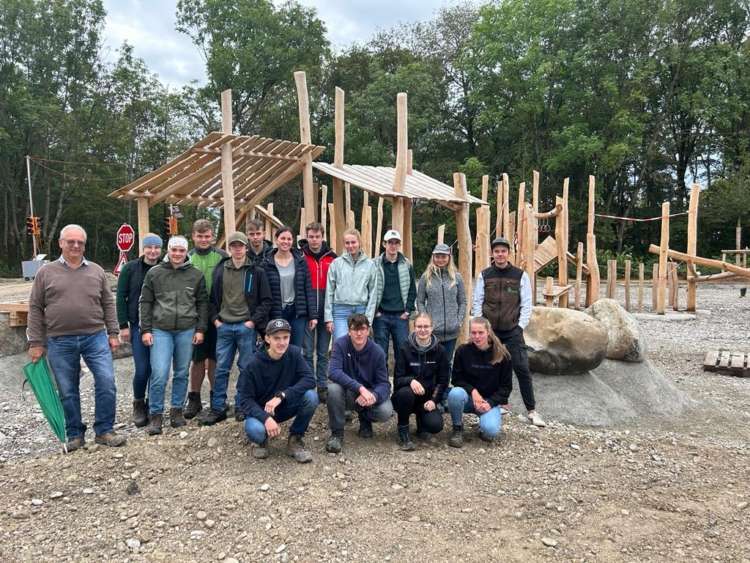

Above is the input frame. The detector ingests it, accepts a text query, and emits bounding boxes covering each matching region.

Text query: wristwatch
[274,391,286,402]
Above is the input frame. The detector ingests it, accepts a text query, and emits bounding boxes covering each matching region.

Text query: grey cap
[227,231,248,246]
[432,243,451,255]
[491,236,511,250]
[266,318,292,335]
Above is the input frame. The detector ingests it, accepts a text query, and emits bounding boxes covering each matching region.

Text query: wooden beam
[558,179,569,308]
[656,202,670,314]
[624,259,631,311]
[403,198,413,261]
[220,89,236,246]
[502,174,510,242]
[495,180,503,239]
[332,87,346,253]
[648,244,750,277]
[190,147,308,162]
[454,172,473,342]
[136,197,150,254]
[265,203,274,240]
[328,203,337,248]
[320,185,328,235]
[524,203,535,300]
[606,260,616,299]
[686,184,700,311]
[475,175,491,278]
[437,224,445,245]
[585,176,600,306]
[516,182,526,263]
[391,93,408,236]
[575,242,584,309]
[294,71,316,224]
[638,263,644,312]
[375,197,384,251]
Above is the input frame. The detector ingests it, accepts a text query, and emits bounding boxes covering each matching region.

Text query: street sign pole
[115,223,136,277]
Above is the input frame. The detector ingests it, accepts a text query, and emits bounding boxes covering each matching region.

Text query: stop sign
[116,223,135,252]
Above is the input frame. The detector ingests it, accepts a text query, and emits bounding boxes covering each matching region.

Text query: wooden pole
[344,182,352,228]
[638,263,644,312]
[391,93,408,236]
[656,201,670,314]
[332,87,346,253]
[575,242,584,309]
[136,197,150,254]
[265,203,274,241]
[294,71,315,224]
[686,184,700,311]
[544,276,554,307]
[558,179,569,308]
[454,172,473,342]
[586,175,600,305]
[670,262,679,310]
[495,180,503,239]
[502,173,510,240]
[736,219,742,265]
[524,203,535,295]
[624,259,632,311]
[402,149,414,261]
[437,224,445,245]
[320,185,328,235]
[327,203,337,248]
[651,263,658,311]
[475,175,491,277]
[532,170,540,252]
[375,197,384,250]
[361,191,371,257]
[220,89,236,247]
[606,260,616,299]
[516,182,526,262]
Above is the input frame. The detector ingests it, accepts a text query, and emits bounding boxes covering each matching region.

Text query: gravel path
[0,284,748,561]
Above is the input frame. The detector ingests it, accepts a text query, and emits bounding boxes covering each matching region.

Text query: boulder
[525,307,608,375]
[586,298,646,362]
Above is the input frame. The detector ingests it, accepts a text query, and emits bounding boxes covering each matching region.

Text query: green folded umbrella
[23,359,66,444]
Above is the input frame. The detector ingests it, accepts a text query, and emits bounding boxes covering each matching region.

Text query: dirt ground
[0,284,748,562]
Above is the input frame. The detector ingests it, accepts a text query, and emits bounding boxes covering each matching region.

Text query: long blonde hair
[470,317,510,364]
[422,253,458,288]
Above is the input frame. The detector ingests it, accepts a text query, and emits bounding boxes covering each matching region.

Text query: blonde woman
[324,229,379,340]
[447,317,512,448]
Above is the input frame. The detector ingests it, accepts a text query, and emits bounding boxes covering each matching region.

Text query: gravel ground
[0,284,748,562]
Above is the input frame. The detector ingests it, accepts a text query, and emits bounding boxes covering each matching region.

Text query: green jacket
[188,246,227,294]
[374,252,417,314]
[139,259,208,333]
[323,251,379,323]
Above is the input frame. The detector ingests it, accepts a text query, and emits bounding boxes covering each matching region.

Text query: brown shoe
[94,431,127,447]
[145,414,163,436]
[65,435,85,453]
[287,435,312,463]
[169,408,186,428]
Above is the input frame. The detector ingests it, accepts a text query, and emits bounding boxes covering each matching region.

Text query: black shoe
[358,416,373,439]
[146,414,163,436]
[325,433,343,454]
[344,410,353,423]
[398,425,415,451]
[317,386,328,404]
[448,425,464,448]
[169,408,187,428]
[184,392,202,419]
[199,408,227,426]
[132,399,148,428]
[234,408,245,422]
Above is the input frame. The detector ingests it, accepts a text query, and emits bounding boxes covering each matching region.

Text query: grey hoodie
[416,269,467,342]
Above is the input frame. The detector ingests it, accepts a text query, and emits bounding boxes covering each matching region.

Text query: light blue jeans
[212,322,256,412]
[447,387,502,438]
[332,304,367,340]
[244,389,319,444]
[148,328,195,415]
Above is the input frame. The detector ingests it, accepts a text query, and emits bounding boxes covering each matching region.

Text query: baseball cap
[432,243,451,255]
[491,237,511,250]
[266,318,292,335]
[227,232,248,246]
[383,229,402,242]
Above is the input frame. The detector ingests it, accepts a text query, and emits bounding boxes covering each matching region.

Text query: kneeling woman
[391,312,450,451]
[447,317,512,447]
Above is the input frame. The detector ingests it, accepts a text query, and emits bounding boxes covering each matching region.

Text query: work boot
[317,386,328,404]
[287,435,313,463]
[199,408,227,426]
[65,435,85,453]
[234,406,245,422]
[94,431,127,447]
[358,415,373,439]
[397,425,415,451]
[415,419,430,440]
[183,392,202,419]
[132,399,148,428]
[169,408,187,428]
[252,440,269,459]
[145,414,163,436]
[448,425,464,448]
[325,433,343,454]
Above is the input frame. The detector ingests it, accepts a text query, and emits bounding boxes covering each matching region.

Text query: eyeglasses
[62,240,85,247]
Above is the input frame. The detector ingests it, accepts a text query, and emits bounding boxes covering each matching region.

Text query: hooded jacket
[451,342,513,407]
[209,256,273,330]
[323,251,379,323]
[247,239,274,265]
[116,256,157,328]
[299,239,337,321]
[262,249,317,320]
[393,333,450,402]
[236,344,315,421]
[328,335,390,404]
[416,269,467,342]
[139,259,208,334]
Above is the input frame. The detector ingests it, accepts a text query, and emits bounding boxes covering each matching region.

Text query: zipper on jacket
[440,269,447,341]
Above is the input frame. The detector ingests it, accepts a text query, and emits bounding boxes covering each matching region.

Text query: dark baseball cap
[491,237,511,250]
[266,318,291,335]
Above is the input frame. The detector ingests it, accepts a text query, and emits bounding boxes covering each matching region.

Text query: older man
[28,224,126,451]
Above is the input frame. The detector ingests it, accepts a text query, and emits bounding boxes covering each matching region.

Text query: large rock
[525,307,608,375]
[586,298,646,362]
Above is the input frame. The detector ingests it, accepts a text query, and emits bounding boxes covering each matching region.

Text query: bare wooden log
[558,181,569,308]
[585,176,600,305]
[624,259,631,311]
[545,276,554,307]
[495,180,503,239]
[516,182,526,262]
[454,173,473,342]
[403,198,413,261]
[220,89,236,246]
[686,184,700,311]
[437,224,445,245]
[638,262,644,312]
[327,203,336,247]
[375,197,384,249]
[656,202,670,314]
[294,71,315,223]
[320,185,328,234]
[502,173,510,240]
[607,260,617,299]
[332,87,346,253]
[136,197,150,254]
[391,93,408,236]
[647,244,750,278]
[575,242,584,309]
[651,263,658,311]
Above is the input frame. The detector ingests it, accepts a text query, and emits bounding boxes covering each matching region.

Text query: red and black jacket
[299,239,337,321]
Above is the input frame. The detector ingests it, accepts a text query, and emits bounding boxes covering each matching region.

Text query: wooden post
[332,87,346,253]
[437,224,445,245]
[624,259,632,311]
[651,263,658,311]
[375,197,384,250]
[607,260,616,299]
[638,263,644,312]
[686,184,700,311]
[344,182,352,228]
[516,182,526,262]
[391,93,408,236]
[502,173,510,240]
[532,170,540,251]
[136,197,150,254]
[265,203,274,241]
[294,71,315,224]
[557,179,569,308]
[656,201,670,314]
[495,180,504,238]
[736,219,742,265]
[220,89,236,247]
[585,175,600,305]
[575,242,584,309]
[327,203,336,247]
[454,172,473,342]
[403,199,413,261]
[320,185,328,235]
[524,203,535,295]
[475,175,491,277]
[361,191,371,257]
[545,276,554,307]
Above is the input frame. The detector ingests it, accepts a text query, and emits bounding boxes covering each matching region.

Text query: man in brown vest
[472,237,546,427]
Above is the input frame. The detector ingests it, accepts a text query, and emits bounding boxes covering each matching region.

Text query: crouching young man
[325,313,393,454]
[237,318,319,463]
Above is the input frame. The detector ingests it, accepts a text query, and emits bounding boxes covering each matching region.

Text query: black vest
[481,264,523,333]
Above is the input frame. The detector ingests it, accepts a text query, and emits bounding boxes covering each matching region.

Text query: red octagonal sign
[116,223,135,252]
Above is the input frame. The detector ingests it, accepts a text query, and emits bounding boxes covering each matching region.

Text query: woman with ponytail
[447,317,512,448]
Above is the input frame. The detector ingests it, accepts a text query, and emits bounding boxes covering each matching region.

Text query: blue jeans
[281,305,307,348]
[447,387,503,438]
[148,328,195,415]
[303,322,331,388]
[244,388,319,444]
[332,304,367,340]
[46,330,116,439]
[130,324,151,401]
[212,322,257,412]
[373,312,409,359]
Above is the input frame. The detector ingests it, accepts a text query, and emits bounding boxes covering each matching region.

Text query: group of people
[27,217,545,460]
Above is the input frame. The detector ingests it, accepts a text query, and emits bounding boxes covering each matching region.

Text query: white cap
[167,235,189,250]
[383,229,402,242]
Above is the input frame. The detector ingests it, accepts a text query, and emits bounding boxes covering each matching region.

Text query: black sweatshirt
[393,334,450,402]
[451,342,513,407]
[236,345,315,421]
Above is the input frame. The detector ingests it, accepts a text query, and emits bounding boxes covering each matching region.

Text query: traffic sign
[113,252,129,276]
[116,223,135,252]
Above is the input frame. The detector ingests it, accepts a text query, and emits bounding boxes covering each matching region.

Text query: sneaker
[325,433,343,454]
[94,431,127,447]
[199,408,227,426]
[397,425,415,451]
[169,408,187,428]
[65,435,85,453]
[183,392,202,419]
[287,435,313,463]
[132,399,148,427]
[448,425,464,448]
[358,416,373,439]
[252,440,269,459]
[527,411,547,427]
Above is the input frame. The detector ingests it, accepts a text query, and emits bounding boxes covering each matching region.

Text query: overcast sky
[101,0,457,89]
